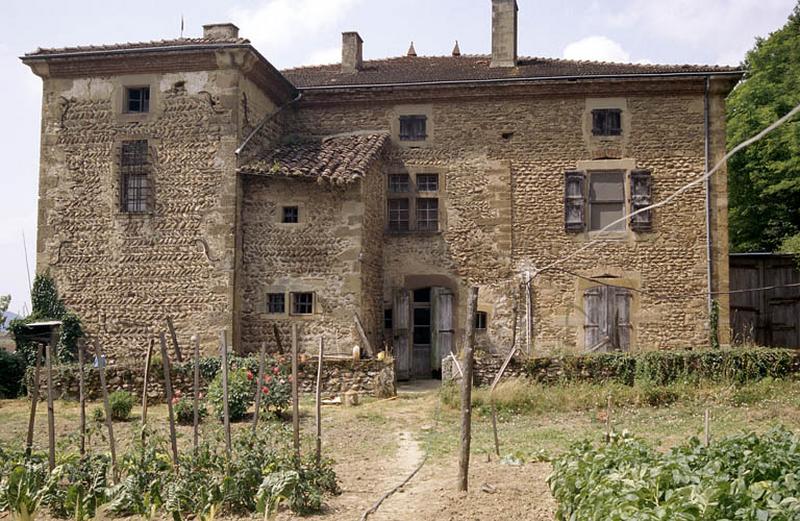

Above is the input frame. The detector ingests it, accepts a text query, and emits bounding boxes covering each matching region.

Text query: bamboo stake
[96,341,117,480]
[458,286,479,492]
[704,409,710,447]
[192,334,201,451]
[45,336,56,472]
[141,338,154,429]
[291,324,300,459]
[315,337,324,466]
[220,330,232,460]
[252,341,266,433]
[159,333,179,470]
[166,315,183,363]
[25,344,43,459]
[78,339,86,457]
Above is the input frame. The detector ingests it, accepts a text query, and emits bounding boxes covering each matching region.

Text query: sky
[0,0,796,315]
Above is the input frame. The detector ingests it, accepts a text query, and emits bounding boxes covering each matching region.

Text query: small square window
[125,87,150,113]
[384,309,393,330]
[416,198,439,232]
[416,174,439,192]
[388,198,410,232]
[592,109,622,136]
[267,293,285,314]
[292,292,314,315]
[388,174,411,193]
[399,115,427,141]
[475,311,488,330]
[282,206,299,224]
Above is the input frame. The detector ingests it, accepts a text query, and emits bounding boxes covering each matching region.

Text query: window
[384,309,393,330]
[267,293,285,314]
[388,198,410,232]
[282,206,299,224]
[589,171,625,231]
[416,174,439,192]
[125,87,150,113]
[120,140,151,213]
[291,292,314,315]
[592,109,622,136]
[399,115,427,141]
[416,198,439,232]
[388,174,411,193]
[475,311,488,330]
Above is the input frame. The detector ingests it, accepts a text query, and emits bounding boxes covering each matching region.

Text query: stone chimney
[490,0,518,68]
[203,23,240,40]
[341,32,363,73]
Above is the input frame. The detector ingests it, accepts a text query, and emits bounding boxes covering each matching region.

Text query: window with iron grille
[282,206,299,223]
[416,198,439,232]
[267,293,285,314]
[125,87,150,113]
[388,198,410,231]
[416,173,439,192]
[399,115,427,141]
[120,140,151,213]
[292,292,314,315]
[592,109,622,136]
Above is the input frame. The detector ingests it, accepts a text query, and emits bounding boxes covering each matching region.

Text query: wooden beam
[45,337,56,472]
[315,337,324,466]
[159,333,179,470]
[166,315,183,363]
[25,344,42,459]
[192,334,201,451]
[78,339,86,457]
[291,324,300,459]
[354,313,374,357]
[96,341,117,481]
[458,286,479,492]
[141,338,154,429]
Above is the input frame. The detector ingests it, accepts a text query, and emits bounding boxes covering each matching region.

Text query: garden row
[549,427,800,520]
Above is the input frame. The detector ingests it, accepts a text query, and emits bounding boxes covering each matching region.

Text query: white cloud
[563,36,631,63]
[305,46,341,66]
[230,0,361,56]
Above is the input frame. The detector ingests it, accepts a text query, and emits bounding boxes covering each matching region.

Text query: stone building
[23,1,742,379]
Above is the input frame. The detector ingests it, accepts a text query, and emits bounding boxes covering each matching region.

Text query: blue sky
[0,0,796,315]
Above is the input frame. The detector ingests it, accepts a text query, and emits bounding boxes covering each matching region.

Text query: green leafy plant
[0,458,50,521]
[164,442,225,521]
[0,351,26,398]
[90,407,104,424]
[108,391,134,422]
[174,396,206,426]
[44,454,109,521]
[207,368,253,422]
[257,361,291,417]
[107,428,171,518]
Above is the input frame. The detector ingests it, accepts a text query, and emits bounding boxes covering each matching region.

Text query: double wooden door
[393,287,454,380]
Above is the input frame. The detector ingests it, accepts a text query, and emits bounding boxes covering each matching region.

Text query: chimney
[203,23,240,40]
[491,0,518,68]
[341,32,363,73]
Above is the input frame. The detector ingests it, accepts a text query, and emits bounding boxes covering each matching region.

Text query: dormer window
[399,115,427,141]
[125,87,150,113]
[592,109,622,136]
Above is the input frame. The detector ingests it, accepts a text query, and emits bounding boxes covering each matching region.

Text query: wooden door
[393,289,412,380]
[584,285,631,352]
[431,287,454,371]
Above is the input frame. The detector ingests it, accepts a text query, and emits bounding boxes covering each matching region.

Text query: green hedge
[524,348,800,386]
[0,350,25,397]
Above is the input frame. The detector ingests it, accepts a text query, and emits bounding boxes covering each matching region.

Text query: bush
[91,406,105,423]
[174,396,207,426]
[0,350,25,398]
[108,391,134,421]
[207,368,253,422]
[257,362,292,416]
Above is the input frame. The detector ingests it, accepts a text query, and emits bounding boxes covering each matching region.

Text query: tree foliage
[0,295,10,330]
[727,2,800,253]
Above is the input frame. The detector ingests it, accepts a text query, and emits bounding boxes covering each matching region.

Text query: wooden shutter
[630,169,652,232]
[584,287,605,351]
[393,289,412,380]
[613,288,632,351]
[565,170,587,232]
[431,287,454,371]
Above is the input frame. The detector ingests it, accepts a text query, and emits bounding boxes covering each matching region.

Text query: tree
[727,2,800,253]
[0,295,9,329]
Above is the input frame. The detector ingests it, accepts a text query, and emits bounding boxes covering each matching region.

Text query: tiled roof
[24,37,250,58]
[238,132,390,185]
[283,55,743,88]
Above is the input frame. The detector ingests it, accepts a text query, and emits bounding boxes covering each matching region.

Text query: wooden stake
[491,400,500,457]
[704,408,710,447]
[273,324,284,354]
[78,339,86,457]
[45,336,56,472]
[159,333,179,470]
[25,344,43,459]
[605,395,612,443]
[141,338,154,428]
[166,315,183,363]
[192,334,201,451]
[525,273,533,356]
[315,337,324,466]
[291,324,300,459]
[220,330,232,460]
[96,341,117,480]
[354,313,374,357]
[252,341,266,433]
[458,286,479,492]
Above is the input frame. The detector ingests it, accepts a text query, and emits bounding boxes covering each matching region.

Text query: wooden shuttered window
[584,285,632,352]
[564,170,586,232]
[630,169,653,232]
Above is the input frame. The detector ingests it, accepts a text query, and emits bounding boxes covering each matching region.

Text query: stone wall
[27,358,395,402]
[286,79,732,353]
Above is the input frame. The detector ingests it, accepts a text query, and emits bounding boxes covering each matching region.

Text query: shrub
[174,396,207,426]
[91,406,104,423]
[108,391,134,422]
[0,350,25,398]
[257,362,291,416]
[44,454,110,521]
[207,368,253,422]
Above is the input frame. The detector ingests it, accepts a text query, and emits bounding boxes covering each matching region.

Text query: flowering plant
[257,358,291,416]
